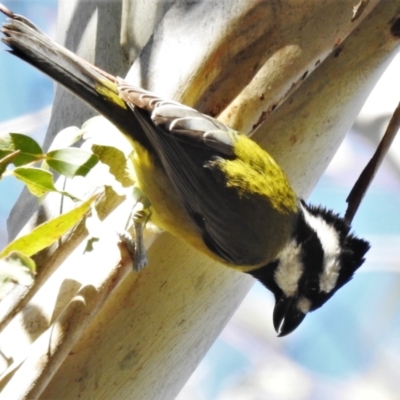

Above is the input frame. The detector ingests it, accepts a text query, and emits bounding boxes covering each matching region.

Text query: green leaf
[12,166,78,199]
[82,116,135,192]
[91,144,133,188]
[42,126,83,171]
[12,166,61,197]
[45,148,99,178]
[0,194,100,258]
[0,133,43,166]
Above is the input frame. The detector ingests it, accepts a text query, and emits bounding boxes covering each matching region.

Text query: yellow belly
[130,141,233,266]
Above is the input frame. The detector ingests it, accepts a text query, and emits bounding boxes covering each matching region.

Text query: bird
[0,4,370,336]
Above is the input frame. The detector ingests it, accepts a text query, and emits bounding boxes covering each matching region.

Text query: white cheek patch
[301,205,341,293]
[274,240,303,297]
[297,297,311,314]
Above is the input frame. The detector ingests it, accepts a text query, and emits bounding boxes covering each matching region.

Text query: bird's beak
[273,296,306,337]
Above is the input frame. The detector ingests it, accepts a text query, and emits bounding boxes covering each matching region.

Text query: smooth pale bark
[1,0,399,399]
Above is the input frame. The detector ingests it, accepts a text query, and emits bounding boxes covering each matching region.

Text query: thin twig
[345,101,400,224]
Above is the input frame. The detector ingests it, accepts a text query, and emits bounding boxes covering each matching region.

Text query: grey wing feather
[117,79,237,155]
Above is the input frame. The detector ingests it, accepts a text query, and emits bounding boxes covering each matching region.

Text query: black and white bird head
[249,201,370,336]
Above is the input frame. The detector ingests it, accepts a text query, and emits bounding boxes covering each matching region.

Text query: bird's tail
[0,3,144,141]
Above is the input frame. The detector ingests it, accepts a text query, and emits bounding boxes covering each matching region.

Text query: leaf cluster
[0,118,135,293]
[0,132,98,198]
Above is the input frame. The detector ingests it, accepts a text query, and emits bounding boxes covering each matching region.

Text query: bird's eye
[305,279,319,295]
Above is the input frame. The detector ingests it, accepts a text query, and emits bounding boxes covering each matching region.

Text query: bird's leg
[119,190,151,272]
